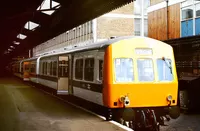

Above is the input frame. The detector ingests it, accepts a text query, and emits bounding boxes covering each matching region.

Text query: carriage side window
[44,62,47,75]
[50,62,53,76]
[39,62,42,74]
[114,58,134,82]
[84,58,94,81]
[21,66,23,73]
[47,62,50,75]
[137,59,154,82]
[24,64,29,71]
[75,59,83,80]
[42,62,45,75]
[30,63,36,73]
[99,60,103,80]
[43,62,45,75]
[53,61,57,76]
[157,59,173,81]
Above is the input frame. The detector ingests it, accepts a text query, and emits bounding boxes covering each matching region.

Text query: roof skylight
[37,0,60,15]
[10,46,15,49]
[13,41,20,45]
[17,34,27,40]
[24,21,39,30]
[42,10,55,15]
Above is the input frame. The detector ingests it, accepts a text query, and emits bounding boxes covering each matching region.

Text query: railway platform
[0,76,131,131]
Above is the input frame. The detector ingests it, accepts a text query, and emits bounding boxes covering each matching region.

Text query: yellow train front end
[103,37,180,130]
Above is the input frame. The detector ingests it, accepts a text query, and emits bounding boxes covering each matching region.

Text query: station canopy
[0,0,133,58]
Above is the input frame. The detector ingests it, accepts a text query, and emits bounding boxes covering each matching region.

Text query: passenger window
[75,59,83,80]
[99,60,103,80]
[30,64,35,73]
[157,59,173,81]
[50,62,52,75]
[114,58,134,82]
[47,62,51,75]
[84,58,94,81]
[44,62,47,75]
[53,61,57,76]
[21,66,23,73]
[137,59,154,82]
[24,64,29,71]
[42,62,45,75]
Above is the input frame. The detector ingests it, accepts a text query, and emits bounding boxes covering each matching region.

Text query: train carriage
[11,36,180,131]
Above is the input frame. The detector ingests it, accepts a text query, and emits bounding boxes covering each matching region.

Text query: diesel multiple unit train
[11,36,180,131]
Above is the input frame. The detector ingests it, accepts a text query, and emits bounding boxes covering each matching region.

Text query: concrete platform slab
[0,77,129,131]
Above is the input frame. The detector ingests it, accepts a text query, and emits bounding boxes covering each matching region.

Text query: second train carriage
[12,36,180,131]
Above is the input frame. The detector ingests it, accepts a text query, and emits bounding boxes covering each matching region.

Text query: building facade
[32,0,149,57]
[148,0,200,41]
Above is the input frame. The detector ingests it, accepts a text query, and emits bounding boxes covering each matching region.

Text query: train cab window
[75,59,83,80]
[99,60,103,80]
[157,59,173,81]
[137,59,154,82]
[114,58,134,82]
[84,58,94,81]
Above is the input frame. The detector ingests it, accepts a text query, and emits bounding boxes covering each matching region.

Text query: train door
[68,55,73,95]
[23,61,30,81]
[57,55,69,95]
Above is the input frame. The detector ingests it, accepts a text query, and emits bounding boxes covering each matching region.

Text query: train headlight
[167,95,172,101]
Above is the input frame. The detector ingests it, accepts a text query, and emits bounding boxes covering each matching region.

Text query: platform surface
[0,77,127,131]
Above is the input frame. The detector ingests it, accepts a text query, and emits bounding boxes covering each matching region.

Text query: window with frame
[44,62,47,75]
[24,64,29,71]
[84,24,87,35]
[30,63,36,73]
[114,58,134,82]
[75,59,83,80]
[50,62,53,75]
[53,61,57,76]
[47,62,51,75]
[59,60,68,77]
[134,18,141,36]
[182,6,193,20]
[66,33,69,42]
[21,66,23,73]
[196,3,200,17]
[84,58,94,81]
[137,59,154,82]
[157,59,173,81]
[134,0,142,15]
[99,60,103,80]
[144,19,148,37]
[42,62,45,74]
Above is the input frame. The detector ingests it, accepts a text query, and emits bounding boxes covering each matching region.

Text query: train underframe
[106,106,180,131]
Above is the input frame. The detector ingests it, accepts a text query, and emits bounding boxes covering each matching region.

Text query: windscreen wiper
[162,57,172,74]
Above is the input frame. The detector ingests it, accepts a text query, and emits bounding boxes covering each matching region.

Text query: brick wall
[96,2,134,39]
[110,3,134,14]
[96,17,134,39]
[150,0,164,6]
